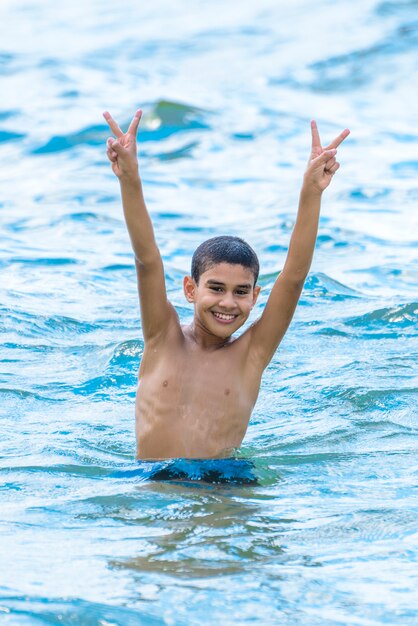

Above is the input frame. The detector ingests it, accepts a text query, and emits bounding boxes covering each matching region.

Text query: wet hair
[191,235,259,285]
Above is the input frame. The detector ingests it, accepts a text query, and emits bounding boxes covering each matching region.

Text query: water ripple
[1,0,418,623]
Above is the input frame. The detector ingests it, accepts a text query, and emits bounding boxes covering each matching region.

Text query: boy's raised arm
[249,121,350,367]
[104,109,177,342]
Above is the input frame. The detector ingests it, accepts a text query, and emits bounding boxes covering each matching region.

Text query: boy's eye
[236,290,249,296]
[210,286,223,292]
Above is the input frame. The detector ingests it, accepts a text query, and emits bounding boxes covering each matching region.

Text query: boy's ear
[183,275,197,302]
[252,285,261,308]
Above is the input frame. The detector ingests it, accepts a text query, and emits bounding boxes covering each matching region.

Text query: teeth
[213,312,235,321]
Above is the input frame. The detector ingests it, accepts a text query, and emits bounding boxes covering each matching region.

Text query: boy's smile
[211,311,238,324]
[183,263,260,343]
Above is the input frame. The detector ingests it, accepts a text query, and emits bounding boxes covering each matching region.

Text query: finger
[311,120,322,150]
[108,139,125,155]
[326,128,350,150]
[324,156,337,170]
[106,137,118,159]
[106,147,118,162]
[328,162,340,175]
[127,109,142,136]
[312,148,337,166]
[103,111,124,138]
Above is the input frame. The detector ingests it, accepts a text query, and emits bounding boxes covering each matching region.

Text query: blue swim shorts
[113,458,258,485]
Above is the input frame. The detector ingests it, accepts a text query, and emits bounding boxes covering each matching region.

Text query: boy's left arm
[249,121,350,368]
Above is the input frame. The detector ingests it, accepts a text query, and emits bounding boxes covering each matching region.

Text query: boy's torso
[135,324,263,459]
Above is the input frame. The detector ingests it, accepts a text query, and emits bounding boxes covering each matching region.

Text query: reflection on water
[1,0,418,623]
[110,483,283,580]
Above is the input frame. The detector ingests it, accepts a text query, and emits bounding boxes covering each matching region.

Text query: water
[1,0,418,623]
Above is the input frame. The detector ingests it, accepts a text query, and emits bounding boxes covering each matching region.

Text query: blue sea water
[1,0,418,623]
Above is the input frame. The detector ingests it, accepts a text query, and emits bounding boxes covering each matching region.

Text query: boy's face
[183,262,260,339]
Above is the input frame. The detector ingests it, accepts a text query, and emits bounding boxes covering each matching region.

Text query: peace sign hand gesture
[103,109,142,179]
[304,121,350,193]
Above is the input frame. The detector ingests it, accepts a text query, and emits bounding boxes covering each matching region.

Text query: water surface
[1,0,418,624]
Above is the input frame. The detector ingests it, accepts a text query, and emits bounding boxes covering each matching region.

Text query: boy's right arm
[104,109,178,342]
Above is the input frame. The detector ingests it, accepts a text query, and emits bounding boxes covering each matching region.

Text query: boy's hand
[103,109,142,180]
[304,121,350,194]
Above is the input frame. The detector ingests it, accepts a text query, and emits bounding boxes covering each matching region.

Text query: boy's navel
[224,388,230,396]
[162,380,168,387]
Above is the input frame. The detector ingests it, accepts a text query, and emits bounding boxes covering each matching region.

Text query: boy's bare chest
[139,337,261,409]
[135,335,262,458]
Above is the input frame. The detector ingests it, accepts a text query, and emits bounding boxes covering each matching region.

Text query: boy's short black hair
[191,236,259,285]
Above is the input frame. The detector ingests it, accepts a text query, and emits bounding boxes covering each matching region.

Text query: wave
[107,339,142,366]
[140,100,210,139]
[0,130,25,143]
[303,272,362,301]
[0,308,99,338]
[256,272,361,301]
[345,302,418,330]
[0,386,64,403]
[32,99,209,154]
[8,256,78,266]
[71,374,136,399]
[0,595,166,626]
[325,385,418,412]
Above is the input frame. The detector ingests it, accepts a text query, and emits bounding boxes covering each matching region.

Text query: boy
[104,109,349,461]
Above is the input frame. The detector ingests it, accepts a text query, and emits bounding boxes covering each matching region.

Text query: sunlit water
[1,0,418,624]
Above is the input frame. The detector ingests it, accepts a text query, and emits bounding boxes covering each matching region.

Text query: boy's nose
[219,292,236,308]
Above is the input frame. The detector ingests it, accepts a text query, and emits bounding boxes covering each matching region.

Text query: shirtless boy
[104,109,349,461]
